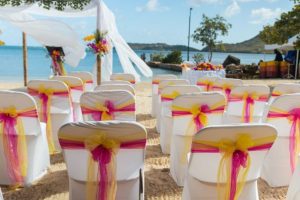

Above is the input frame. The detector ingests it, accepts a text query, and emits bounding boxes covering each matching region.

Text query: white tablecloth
[182,69,226,85]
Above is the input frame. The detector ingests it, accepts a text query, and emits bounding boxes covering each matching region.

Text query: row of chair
[151,74,300,198]
[0,72,148,199]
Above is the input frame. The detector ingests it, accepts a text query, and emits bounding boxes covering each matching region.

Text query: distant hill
[128,43,200,52]
[201,35,267,53]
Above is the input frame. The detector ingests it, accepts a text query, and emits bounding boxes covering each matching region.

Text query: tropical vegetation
[192,14,231,62]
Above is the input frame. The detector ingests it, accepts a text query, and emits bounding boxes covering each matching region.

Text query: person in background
[274,49,283,62]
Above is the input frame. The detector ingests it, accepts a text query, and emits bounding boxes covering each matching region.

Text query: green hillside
[128,43,200,52]
[201,35,267,53]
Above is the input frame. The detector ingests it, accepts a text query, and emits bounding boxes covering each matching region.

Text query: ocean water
[0,46,274,81]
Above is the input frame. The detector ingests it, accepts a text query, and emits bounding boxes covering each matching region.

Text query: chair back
[69,71,94,91]
[80,90,136,121]
[51,76,84,103]
[226,85,270,123]
[158,79,189,94]
[212,78,243,98]
[269,83,300,104]
[189,124,277,183]
[152,74,178,94]
[110,73,136,84]
[197,77,218,92]
[172,92,226,136]
[95,84,135,95]
[59,121,147,181]
[102,80,131,85]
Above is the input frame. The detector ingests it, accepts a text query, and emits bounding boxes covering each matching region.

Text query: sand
[2,79,297,200]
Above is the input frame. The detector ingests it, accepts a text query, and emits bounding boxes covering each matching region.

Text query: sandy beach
[1,80,299,200]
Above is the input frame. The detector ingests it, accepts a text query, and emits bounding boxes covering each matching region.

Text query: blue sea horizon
[0,45,274,82]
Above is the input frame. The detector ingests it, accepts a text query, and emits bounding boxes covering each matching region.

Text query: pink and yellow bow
[197,80,214,92]
[229,93,268,123]
[59,133,146,200]
[267,107,300,172]
[0,106,38,185]
[172,102,225,131]
[152,80,160,85]
[213,84,233,99]
[161,91,181,102]
[28,86,71,154]
[192,134,275,200]
[81,100,135,121]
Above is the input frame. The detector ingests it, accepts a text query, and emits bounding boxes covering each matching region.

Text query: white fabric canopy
[0,0,153,81]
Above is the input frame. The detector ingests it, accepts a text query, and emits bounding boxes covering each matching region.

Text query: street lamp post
[187,8,193,61]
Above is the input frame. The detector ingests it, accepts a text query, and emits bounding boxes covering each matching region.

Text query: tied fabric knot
[94,101,114,121]
[222,84,233,99]
[288,108,300,172]
[191,104,210,131]
[37,85,54,122]
[85,134,120,200]
[242,93,258,123]
[198,80,214,91]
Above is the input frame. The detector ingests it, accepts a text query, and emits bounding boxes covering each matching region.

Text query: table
[182,69,226,85]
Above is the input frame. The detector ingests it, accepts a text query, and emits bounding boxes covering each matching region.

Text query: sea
[0,46,274,82]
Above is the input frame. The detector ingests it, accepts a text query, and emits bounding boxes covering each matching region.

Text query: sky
[0,0,295,49]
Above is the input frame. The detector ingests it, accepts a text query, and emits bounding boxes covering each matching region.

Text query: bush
[150,53,165,62]
[192,53,205,63]
[162,50,183,64]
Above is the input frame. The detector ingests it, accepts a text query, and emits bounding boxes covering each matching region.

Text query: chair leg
[139,169,143,200]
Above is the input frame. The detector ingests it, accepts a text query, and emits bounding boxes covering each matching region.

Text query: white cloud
[224,1,240,17]
[136,0,169,12]
[250,7,283,24]
[187,0,222,6]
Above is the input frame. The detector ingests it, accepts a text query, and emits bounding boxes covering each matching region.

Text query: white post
[296,50,299,79]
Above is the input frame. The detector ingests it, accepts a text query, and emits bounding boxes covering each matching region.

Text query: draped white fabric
[0,0,153,80]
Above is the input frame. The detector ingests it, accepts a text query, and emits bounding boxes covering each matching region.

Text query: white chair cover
[94,84,135,95]
[110,73,136,84]
[152,74,177,117]
[212,78,243,99]
[69,71,95,92]
[287,161,300,200]
[156,79,190,133]
[0,91,50,185]
[196,76,218,92]
[170,92,226,186]
[51,76,84,122]
[59,121,147,200]
[80,90,136,122]
[28,80,73,151]
[159,85,201,154]
[225,85,270,124]
[262,94,300,187]
[0,188,2,200]
[182,124,277,200]
[269,83,300,104]
[101,80,131,85]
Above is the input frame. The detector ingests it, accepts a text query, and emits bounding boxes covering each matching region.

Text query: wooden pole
[97,54,101,85]
[22,32,28,86]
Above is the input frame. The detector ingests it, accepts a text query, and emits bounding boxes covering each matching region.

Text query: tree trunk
[97,54,101,85]
[22,32,28,86]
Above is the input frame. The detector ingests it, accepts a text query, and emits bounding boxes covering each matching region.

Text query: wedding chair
[182,124,277,200]
[102,80,131,85]
[0,188,2,200]
[170,92,226,186]
[59,121,147,200]
[196,77,218,92]
[51,76,84,122]
[27,80,73,153]
[287,161,300,200]
[0,91,50,186]
[156,79,190,133]
[80,90,136,122]
[261,94,300,187]
[152,74,177,117]
[212,78,243,99]
[269,83,300,104]
[110,73,136,84]
[94,84,135,95]
[159,85,201,154]
[225,85,270,124]
[69,71,95,92]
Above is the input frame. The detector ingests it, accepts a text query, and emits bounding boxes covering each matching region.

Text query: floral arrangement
[83,30,111,56]
[48,48,66,76]
[193,62,223,71]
